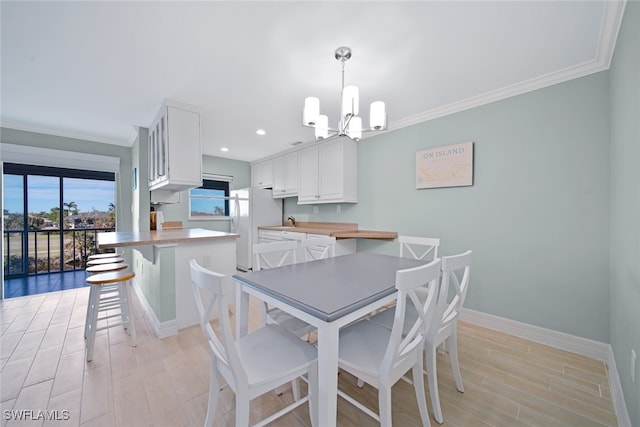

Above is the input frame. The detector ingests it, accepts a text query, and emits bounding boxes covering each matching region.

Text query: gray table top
[232,252,427,322]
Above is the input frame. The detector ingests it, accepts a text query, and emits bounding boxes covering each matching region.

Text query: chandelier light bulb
[348,116,362,141]
[303,97,320,126]
[370,101,386,130]
[315,115,329,140]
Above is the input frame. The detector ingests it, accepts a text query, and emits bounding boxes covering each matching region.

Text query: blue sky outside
[189,188,225,215]
[3,175,115,214]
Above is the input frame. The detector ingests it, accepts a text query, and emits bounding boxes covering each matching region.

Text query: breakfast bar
[98,228,239,337]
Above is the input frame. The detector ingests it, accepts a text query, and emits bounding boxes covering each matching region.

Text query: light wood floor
[1,287,618,426]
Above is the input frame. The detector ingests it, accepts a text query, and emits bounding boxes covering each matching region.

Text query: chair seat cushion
[338,319,393,380]
[237,324,317,388]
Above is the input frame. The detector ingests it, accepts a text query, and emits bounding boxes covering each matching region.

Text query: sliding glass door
[2,163,115,279]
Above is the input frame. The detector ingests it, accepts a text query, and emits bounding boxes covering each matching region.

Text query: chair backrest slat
[253,241,298,270]
[189,260,247,386]
[301,236,336,261]
[434,250,472,335]
[381,258,441,376]
[399,235,440,262]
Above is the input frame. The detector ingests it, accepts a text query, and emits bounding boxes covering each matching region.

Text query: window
[189,178,230,219]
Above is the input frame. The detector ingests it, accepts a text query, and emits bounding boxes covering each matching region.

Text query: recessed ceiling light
[220,147,229,152]
[256,129,266,136]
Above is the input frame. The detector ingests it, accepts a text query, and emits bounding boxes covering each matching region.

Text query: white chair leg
[124,279,137,347]
[117,281,130,335]
[86,285,101,362]
[426,345,443,424]
[412,358,431,427]
[378,386,393,427]
[449,326,464,393]
[84,285,96,339]
[235,389,251,427]
[291,379,301,401]
[204,361,220,427]
[308,361,318,427]
[259,301,269,326]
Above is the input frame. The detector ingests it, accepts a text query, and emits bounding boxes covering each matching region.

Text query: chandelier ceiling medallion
[302,46,387,141]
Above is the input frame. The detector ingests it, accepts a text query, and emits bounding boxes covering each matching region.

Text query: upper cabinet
[297,137,357,204]
[272,152,298,198]
[251,159,273,188]
[148,100,202,192]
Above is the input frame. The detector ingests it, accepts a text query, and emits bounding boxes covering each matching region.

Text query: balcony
[3,227,116,278]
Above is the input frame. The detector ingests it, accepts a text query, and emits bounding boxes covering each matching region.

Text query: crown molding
[0,143,120,173]
[384,0,628,134]
[0,121,132,147]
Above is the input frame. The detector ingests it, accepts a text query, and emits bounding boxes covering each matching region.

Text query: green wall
[609,1,640,424]
[285,71,612,343]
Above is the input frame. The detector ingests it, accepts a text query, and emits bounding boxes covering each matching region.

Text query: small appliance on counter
[150,209,164,230]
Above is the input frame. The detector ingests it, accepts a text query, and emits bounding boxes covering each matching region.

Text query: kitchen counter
[97,228,238,337]
[97,227,238,248]
[259,221,397,241]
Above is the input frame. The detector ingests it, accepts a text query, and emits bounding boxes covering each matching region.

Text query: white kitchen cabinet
[251,160,273,188]
[297,136,357,204]
[148,100,202,192]
[272,152,298,198]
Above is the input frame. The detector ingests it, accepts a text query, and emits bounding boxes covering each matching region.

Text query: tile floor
[0,286,620,426]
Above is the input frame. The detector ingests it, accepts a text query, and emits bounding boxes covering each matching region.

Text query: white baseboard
[460,308,631,427]
[606,347,633,427]
[131,279,178,338]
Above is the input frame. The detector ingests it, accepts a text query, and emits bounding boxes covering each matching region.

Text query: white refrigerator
[230,187,283,271]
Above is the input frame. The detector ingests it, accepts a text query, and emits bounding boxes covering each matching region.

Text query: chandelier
[302,46,387,141]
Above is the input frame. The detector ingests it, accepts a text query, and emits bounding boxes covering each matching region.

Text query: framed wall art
[416,141,474,189]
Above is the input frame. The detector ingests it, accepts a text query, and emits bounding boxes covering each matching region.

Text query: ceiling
[0,1,627,163]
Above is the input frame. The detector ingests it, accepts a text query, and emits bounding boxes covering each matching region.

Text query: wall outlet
[632,349,637,383]
[313,206,319,213]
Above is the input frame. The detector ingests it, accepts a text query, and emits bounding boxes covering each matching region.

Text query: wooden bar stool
[85,270,137,362]
[86,263,128,274]
[88,252,119,260]
[84,263,129,339]
[86,257,124,266]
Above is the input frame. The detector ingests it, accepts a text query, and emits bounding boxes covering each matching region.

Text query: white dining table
[232,252,427,427]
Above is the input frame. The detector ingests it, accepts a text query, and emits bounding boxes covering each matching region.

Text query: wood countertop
[98,228,239,249]
[332,230,398,240]
[258,222,397,241]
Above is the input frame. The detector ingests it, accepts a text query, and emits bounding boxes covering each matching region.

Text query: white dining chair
[301,236,336,261]
[253,241,316,337]
[189,260,318,427]
[399,235,440,261]
[253,240,298,270]
[368,250,472,424]
[336,258,442,427]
